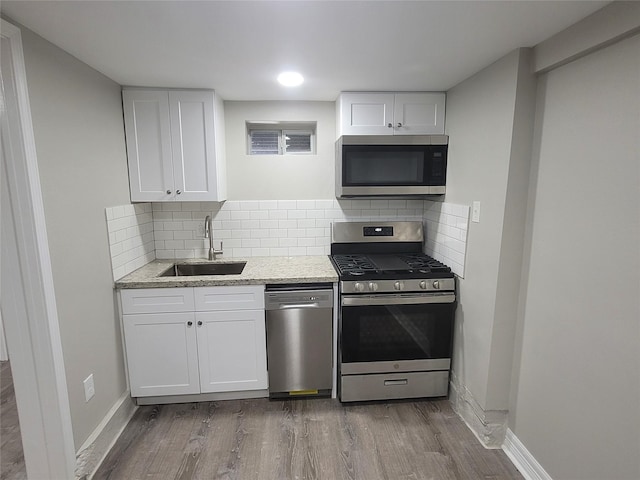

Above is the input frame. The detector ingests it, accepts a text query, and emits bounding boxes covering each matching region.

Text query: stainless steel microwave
[335,135,448,197]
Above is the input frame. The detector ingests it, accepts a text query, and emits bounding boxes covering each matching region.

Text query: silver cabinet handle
[397,122,403,128]
[176,190,182,195]
[387,123,393,128]
[384,379,408,386]
[187,321,193,327]
[197,321,202,326]
[166,189,172,195]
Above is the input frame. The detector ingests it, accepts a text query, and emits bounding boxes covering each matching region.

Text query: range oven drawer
[340,370,449,402]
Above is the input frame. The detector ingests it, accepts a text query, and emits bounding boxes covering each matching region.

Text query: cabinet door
[196,309,268,393]
[168,91,220,201]
[122,90,175,202]
[338,93,395,135]
[393,93,445,135]
[123,312,200,397]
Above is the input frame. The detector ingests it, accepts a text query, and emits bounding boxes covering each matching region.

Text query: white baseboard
[448,373,507,448]
[502,429,553,480]
[75,391,137,479]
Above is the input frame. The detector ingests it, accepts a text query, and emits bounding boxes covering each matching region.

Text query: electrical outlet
[83,374,95,402]
[472,201,481,223]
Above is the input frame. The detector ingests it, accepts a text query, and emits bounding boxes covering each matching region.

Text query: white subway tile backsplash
[242,238,261,248]
[230,210,251,220]
[260,238,278,248]
[287,210,306,219]
[423,200,470,278]
[296,200,316,210]
[161,203,182,212]
[174,231,194,240]
[279,238,298,247]
[106,199,470,279]
[297,219,316,229]
[105,203,155,281]
[260,219,279,229]
[269,209,288,220]
[241,220,260,230]
[172,211,193,221]
[240,200,261,210]
[221,202,238,212]
[250,210,269,220]
[279,219,297,229]
[315,200,334,209]
[259,200,278,210]
[277,200,297,210]
[370,199,389,209]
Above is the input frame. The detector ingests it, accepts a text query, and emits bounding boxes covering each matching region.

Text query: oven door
[339,292,455,375]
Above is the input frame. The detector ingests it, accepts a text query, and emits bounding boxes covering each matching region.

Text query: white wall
[510,32,640,480]
[443,48,536,444]
[224,101,335,200]
[19,26,131,449]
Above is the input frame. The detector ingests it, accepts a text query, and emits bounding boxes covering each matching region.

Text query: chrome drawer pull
[384,379,408,386]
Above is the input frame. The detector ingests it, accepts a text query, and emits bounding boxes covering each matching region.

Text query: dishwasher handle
[277,302,321,310]
[265,289,333,311]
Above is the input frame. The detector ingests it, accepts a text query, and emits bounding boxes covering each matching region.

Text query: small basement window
[247,122,316,155]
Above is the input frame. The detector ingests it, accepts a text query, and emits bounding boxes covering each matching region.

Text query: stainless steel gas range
[330,221,457,403]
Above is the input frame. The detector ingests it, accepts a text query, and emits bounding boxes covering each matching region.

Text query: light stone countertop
[114,256,339,289]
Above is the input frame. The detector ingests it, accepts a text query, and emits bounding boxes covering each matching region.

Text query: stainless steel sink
[160,262,246,277]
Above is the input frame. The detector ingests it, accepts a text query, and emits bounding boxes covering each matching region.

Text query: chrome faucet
[204,215,223,260]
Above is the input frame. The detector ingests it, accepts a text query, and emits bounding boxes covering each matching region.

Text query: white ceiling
[1,0,609,101]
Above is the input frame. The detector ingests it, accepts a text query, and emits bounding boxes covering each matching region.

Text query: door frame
[1,18,76,478]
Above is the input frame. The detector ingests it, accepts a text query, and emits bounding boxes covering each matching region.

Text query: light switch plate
[83,374,95,402]
[472,201,481,223]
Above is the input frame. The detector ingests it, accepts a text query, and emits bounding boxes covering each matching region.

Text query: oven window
[341,303,454,363]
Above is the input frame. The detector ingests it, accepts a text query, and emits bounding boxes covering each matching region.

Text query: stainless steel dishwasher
[265,284,334,398]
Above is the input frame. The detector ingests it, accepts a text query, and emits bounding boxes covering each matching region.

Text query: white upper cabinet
[122,89,227,202]
[337,92,446,136]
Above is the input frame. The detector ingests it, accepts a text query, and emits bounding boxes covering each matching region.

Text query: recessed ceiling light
[277,71,304,87]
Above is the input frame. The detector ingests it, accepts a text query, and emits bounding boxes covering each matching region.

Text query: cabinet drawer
[121,288,195,314]
[195,285,265,311]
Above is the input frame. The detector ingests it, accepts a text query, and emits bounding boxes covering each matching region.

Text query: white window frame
[247,122,316,155]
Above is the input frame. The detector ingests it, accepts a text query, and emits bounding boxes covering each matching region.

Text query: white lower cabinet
[123,312,200,397]
[121,285,266,398]
[196,309,267,393]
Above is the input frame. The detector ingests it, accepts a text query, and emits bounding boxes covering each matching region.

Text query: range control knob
[354,282,364,292]
[419,281,428,290]
[433,280,440,289]
[394,281,404,291]
[368,282,379,292]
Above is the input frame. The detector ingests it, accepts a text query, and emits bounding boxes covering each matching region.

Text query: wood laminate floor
[94,397,523,480]
[0,361,27,480]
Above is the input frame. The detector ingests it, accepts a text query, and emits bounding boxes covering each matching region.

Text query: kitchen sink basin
[160,262,246,277]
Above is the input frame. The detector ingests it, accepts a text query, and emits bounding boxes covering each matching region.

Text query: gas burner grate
[332,254,377,274]
[397,253,451,273]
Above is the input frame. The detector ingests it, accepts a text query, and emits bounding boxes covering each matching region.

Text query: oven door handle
[341,293,455,306]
